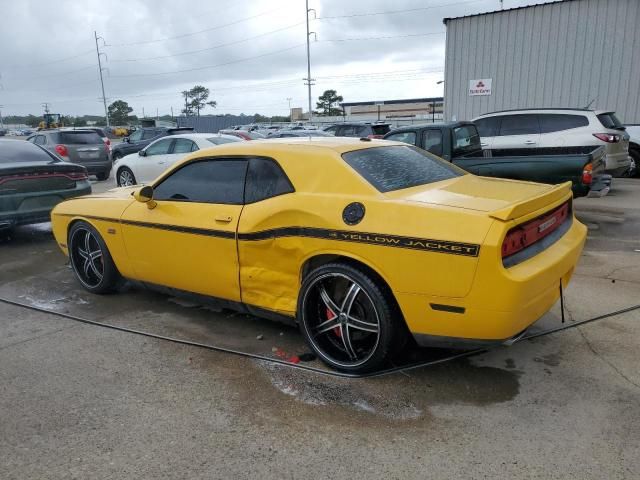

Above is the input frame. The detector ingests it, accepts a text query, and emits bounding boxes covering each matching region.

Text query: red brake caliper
[326,308,342,338]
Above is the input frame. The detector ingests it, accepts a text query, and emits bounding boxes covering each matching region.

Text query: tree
[108,100,133,125]
[25,115,41,128]
[316,89,343,116]
[183,85,217,117]
[73,117,88,127]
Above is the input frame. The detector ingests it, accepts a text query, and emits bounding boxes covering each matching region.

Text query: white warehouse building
[442,0,640,123]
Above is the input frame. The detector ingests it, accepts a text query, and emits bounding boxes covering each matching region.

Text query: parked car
[384,122,609,198]
[52,137,586,372]
[111,126,194,160]
[27,129,112,180]
[472,109,632,177]
[219,129,266,140]
[114,133,242,186]
[266,130,332,138]
[624,124,639,177]
[323,122,391,139]
[0,139,90,230]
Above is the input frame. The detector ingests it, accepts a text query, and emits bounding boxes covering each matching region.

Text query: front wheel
[68,221,121,294]
[117,167,136,187]
[297,263,406,373]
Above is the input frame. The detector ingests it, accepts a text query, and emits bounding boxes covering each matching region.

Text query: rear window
[453,125,481,154]
[597,112,624,130]
[539,114,589,133]
[58,132,103,144]
[342,145,462,193]
[0,140,58,163]
[207,137,240,145]
[371,124,391,136]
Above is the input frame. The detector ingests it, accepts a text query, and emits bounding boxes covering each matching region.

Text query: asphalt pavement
[0,178,638,479]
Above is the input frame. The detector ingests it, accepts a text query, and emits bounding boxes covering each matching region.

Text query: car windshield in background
[342,145,463,193]
[0,140,58,163]
[453,125,481,154]
[207,137,240,145]
[58,132,103,144]
[597,112,625,130]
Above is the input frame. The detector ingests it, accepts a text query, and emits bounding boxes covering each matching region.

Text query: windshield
[453,125,482,155]
[342,145,463,193]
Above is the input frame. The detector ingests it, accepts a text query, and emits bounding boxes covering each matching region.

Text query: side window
[422,130,443,156]
[474,117,499,137]
[356,126,369,137]
[385,131,417,145]
[339,126,359,137]
[323,126,338,136]
[34,135,46,145]
[145,138,173,156]
[191,141,199,152]
[128,130,143,142]
[498,114,540,136]
[153,159,248,204]
[142,129,158,140]
[172,138,196,154]
[539,114,589,133]
[27,136,36,143]
[245,157,294,204]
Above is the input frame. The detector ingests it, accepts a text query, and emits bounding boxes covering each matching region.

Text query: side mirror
[133,185,156,209]
[139,149,147,156]
[123,137,130,143]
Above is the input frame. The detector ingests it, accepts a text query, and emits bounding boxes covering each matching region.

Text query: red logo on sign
[476,81,485,88]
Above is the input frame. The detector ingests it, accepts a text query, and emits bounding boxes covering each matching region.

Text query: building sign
[469,78,492,96]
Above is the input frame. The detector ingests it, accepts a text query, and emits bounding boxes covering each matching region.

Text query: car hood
[386,175,570,221]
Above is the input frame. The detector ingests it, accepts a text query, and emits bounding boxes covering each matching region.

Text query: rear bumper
[0,181,91,228]
[604,154,631,177]
[398,213,587,345]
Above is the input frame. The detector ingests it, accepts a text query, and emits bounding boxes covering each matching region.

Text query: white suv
[473,109,632,177]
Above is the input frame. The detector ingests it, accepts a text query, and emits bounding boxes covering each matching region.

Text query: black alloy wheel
[68,222,120,294]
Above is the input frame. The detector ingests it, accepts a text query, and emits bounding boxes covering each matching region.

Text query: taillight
[68,171,89,181]
[55,144,69,157]
[582,163,593,185]
[501,202,570,260]
[593,133,620,143]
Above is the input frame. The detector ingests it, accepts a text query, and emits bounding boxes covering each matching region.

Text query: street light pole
[94,31,109,127]
[304,0,316,124]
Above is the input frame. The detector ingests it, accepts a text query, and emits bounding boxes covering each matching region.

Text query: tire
[96,170,110,181]
[117,167,136,187]
[629,147,640,178]
[297,262,406,373]
[68,221,121,294]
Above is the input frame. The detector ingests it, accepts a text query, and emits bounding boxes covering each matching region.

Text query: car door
[491,114,541,150]
[237,157,296,312]
[135,138,175,183]
[473,116,501,150]
[121,158,248,301]
[422,129,444,157]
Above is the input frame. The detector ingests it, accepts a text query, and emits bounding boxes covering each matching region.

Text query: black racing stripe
[59,214,480,257]
[239,227,480,257]
[119,219,236,239]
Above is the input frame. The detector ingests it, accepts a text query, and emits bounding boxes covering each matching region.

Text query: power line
[106,6,290,47]
[2,49,94,70]
[110,21,306,63]
[110,44,305,78]
[317,0,486,20]
[320,31,445,42]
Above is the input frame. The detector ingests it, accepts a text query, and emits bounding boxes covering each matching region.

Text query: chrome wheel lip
[118,169,134,186]
[69,228,104,289]
[301,272,381,368]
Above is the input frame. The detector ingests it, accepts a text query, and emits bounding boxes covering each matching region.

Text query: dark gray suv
[28,129,112,180]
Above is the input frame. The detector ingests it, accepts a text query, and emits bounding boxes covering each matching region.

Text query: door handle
[215,215,233,223]
[480,142,488,147]
[524,140,537,145]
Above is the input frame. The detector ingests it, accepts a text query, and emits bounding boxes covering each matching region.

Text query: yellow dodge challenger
[51,138,586,372]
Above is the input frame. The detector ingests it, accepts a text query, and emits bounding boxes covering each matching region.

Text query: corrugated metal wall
[444,0,640,123]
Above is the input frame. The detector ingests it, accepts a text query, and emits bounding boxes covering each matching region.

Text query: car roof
[168,133,240,140]
[389,121,474,132]
[475,108,599,117]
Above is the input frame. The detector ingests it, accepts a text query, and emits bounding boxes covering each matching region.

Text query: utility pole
[142,107,146,118]
[0,105,4,129]
[286,97,292,117]
[304,0,316,124]
[94,31,109,126]
[42,102,50,114]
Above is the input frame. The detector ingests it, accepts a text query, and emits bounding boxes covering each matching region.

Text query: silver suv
[473,109,632,177]
[28,129,112,180]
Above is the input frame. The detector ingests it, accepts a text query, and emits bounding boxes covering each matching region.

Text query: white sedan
[114,133,242,186]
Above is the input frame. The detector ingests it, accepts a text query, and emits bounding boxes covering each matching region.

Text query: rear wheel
[96,170,110,181]
[629,147,639,178]
[68,221,120,294]
[298,263,405,373]
[117,167,136,187]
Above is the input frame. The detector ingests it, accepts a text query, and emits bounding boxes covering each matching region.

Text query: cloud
[0,0,555,117]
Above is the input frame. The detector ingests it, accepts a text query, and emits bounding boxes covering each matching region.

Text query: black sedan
[0,140,91,230]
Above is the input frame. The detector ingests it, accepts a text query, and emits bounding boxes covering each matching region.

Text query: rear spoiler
[489,182,572,221]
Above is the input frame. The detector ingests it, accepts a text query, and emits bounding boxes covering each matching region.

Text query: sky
[0,0,556,118]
